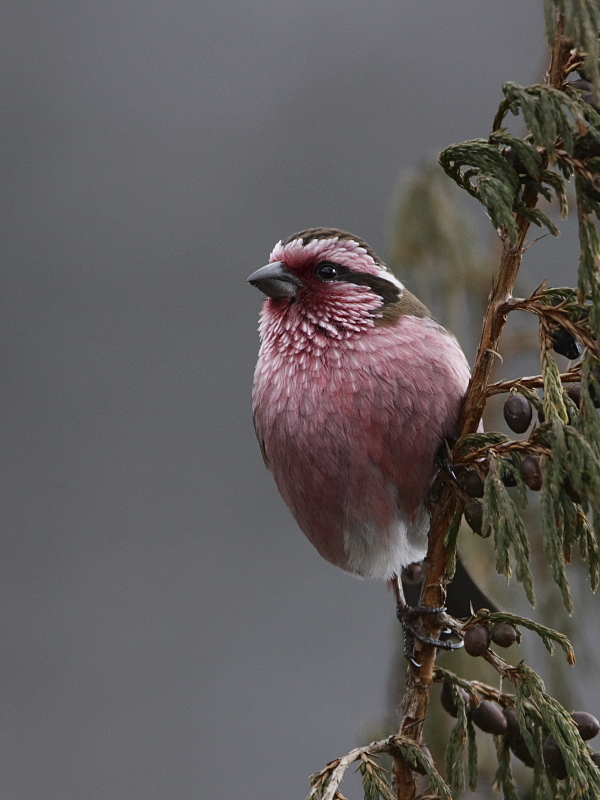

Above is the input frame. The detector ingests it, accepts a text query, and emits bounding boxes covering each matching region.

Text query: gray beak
[246,261,303,299]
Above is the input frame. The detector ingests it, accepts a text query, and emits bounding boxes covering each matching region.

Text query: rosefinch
[248,228,473,648]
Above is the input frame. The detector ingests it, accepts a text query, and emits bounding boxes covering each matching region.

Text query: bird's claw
[396,604,463,665]
[436,440,458,484]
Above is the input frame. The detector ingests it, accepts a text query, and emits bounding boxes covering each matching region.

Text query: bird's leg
[393,574,464,666]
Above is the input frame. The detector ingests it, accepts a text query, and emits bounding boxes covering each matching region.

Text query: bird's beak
[247,261,303,299]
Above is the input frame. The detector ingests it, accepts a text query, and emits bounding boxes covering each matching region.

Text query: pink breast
[253,312,470,573]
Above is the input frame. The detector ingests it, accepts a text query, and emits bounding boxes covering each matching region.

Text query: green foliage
[432,10,600,796]
[441,49,600,353]
[577,196,600,345]
[545,0,600,95]
[391,739,451,800]
[358,754,394,800]
[471,610,576,663]
[493,736,520,800]
[580,356,600,451]
[441,32,600,613]
[434,665,600,799]
[443,509,463,579]
[444,682,471,797]
[440,74,600,280]
[542,347,569,424]
[466,720,478,792]
[306,737,454,800]
[481,454,536,605]
[516,664,600,794]
[536,412,600,609]
[496,83,585,155]
[307,9,600,800]
[456,358,600,612]
[307,761,342,800]
[439,140,524,242]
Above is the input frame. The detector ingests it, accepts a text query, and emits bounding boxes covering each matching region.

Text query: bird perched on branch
[248,228,473,650]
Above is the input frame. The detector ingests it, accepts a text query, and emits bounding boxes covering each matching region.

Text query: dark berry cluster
[463,622,517,657]
[440,682,600,777]
[542,713,600,778]
[459,370,600,537]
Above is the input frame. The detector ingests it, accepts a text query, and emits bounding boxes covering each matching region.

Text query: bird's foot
[396,604,464,667]
[436,438,458,484]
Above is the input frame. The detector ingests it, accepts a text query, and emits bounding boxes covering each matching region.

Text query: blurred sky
[0,2,575,798]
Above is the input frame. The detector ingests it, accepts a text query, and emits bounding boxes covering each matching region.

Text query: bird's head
[248,228,403,302]
[248,228,428,338]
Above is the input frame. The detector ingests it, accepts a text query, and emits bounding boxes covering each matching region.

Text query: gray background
[0,2,575,799]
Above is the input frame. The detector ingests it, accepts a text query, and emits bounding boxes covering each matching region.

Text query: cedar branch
[391,14,571,800]
[487,368,581,396]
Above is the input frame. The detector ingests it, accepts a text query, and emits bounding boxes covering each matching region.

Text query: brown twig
[454,439,552,466]
[432,668,517,706]
[499,294,598,356]
[391,14,572,800]
[308,734,451,800]
[487,368,581,396]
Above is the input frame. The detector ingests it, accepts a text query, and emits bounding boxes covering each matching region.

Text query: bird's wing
[252,414,270,468]
[363,315,472,518]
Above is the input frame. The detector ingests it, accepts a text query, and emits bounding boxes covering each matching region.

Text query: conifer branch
[391,180,537,799]
[487,368,581,395]
[307,736,450,800]
[392,13,579,800]
[307,6,600,799]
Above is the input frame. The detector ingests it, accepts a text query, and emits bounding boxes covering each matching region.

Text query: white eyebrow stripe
[377,271,404,292]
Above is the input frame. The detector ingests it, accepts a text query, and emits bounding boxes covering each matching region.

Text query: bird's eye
[316,263,339,280]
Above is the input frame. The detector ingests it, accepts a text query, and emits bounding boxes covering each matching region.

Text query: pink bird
[248,228,472,650]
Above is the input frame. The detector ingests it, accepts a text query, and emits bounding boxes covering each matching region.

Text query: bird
[248,228,475,650]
